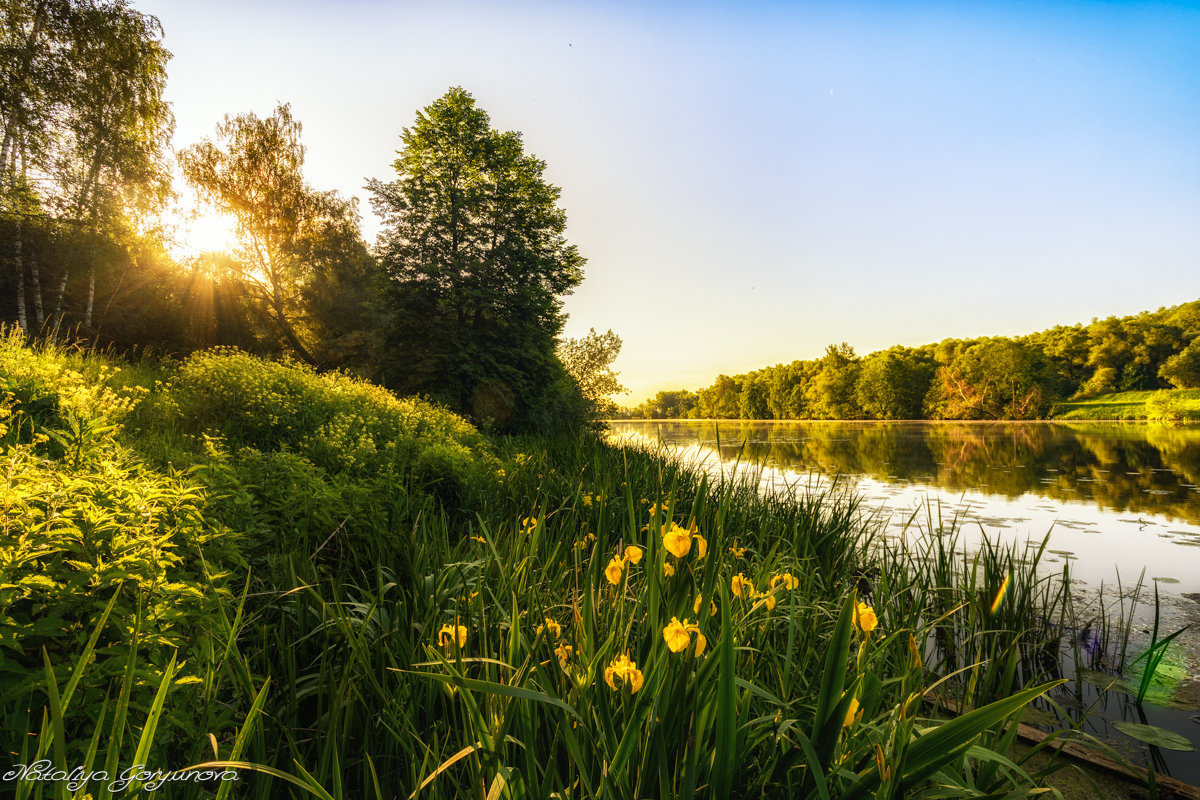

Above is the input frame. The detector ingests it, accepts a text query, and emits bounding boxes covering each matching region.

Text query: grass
[3,328,1189,798]
[1053,389,1200,421]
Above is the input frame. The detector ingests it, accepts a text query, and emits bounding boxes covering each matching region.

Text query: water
[610,419,1200,780]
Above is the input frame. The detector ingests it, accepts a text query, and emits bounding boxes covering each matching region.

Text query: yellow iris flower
[731,573,754,599]
[623,545,643,565]
[437,624,467,649]
[537,617,562,638]
[605,556,625,586]
[663,562,676,578]
[662,616,707,656]
[854,601,879,636]
[604,654,644,693]
[770,573,799,591]
[662,523,692,558]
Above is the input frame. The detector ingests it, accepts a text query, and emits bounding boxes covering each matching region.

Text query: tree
[369,87,584,429]
[855,347,934,419]
[180,104,374,365]
[557,328,627,419]
[1,0,173,334]
[806,343,861,419]
[1160,338,1200,389]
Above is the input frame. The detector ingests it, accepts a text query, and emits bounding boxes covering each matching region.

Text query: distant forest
[621,299,1200,420]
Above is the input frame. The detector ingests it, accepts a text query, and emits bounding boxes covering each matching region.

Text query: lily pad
[1111,721,1195,751]
[1151,576,1180,584]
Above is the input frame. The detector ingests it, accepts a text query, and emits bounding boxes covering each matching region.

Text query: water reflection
[610,421,1200,595]
[612,421,1200,524]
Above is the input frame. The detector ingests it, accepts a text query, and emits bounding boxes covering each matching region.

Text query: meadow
[0,330,1175,799]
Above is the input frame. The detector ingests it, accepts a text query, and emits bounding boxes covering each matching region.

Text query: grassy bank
[2,331,1169,798]
[1053,389,1200,421]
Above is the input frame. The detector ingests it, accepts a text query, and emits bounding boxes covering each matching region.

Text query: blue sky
[141,0,1200,403]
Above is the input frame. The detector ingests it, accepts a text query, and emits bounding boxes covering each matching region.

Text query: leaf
[1111,721,1195,751]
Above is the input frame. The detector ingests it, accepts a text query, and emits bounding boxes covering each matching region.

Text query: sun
[180,209,240,255]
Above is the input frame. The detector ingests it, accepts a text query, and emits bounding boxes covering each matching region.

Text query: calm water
[611,420,1200,778]
[610,420,1200,595]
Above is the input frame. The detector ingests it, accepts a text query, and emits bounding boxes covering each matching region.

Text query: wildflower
[695,594,718,617]
[555,643,574,666]
[729,540,747,558]
[581,493,594,508]
[731,573,754,599]
[693,533,708,559]
[663,561,676,578]
[470,535,487,544]
[604,654,644,693]
[662,523,692,558]
[763,593,777,612]
[438,624,467,649]
[770,573,799,591]
[843,696,862,728]
[623,546,643,565]
[537,617,562,638]
[605,556,625,586]
[663,616,707,656]
[854,601,878,637]
[521,516,538,534]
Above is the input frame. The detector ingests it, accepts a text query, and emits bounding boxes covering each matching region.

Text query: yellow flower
[520,516,538,534]
[605,556,625,586]
[729,540,747,558]
[843,696,862,728]
[695,594,718,617]
[438,624,467,649]
[604,654,644,693]
[854,601,879,636]
[663,617,691,653]
[763,593,777,611]
[693,534,708,559]
[555,643,574,666]
[662,523,692,558]
[663,562,676,578]
[731,573,754,599]
[771,573,799,591]
[581,493,594,508]
[470,535,486,544]
[664,616,707,656]
[623,546,643,565]
[537,617,562,638]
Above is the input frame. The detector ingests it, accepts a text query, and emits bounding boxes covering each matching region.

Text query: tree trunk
[14,218,28,331]
[30,251,44,327]
[0,1,49,192]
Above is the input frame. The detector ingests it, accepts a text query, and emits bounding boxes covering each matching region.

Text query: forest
[622,300,1200,420]
[1,2,617,434]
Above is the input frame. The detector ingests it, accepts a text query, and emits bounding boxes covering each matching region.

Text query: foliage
[557,327,627,420]
[623,298,1200,421]
[179,104,381,367]
[1,0,175,334]
[369,87,585,431]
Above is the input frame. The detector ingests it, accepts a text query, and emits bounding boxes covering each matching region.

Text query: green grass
[4,328,1177,798]
[1052,388,1200,421]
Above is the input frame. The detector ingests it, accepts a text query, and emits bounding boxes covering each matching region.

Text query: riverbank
[2,334,1176,798]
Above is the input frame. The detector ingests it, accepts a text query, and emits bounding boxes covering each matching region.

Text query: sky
[139,0,1200,404]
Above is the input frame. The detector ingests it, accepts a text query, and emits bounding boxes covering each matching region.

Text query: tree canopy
[369,87,584,429]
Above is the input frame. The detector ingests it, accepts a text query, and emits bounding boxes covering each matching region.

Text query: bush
[167,348,498,485]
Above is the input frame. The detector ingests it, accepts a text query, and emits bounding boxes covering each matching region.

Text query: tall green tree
[180,104,376,365]
[369,87,584,429]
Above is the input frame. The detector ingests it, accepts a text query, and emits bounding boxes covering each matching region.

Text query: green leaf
[1112,722,1195,751]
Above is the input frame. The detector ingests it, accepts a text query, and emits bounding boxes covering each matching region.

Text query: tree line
[622,300,1200,420]
[1,1,623,431]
